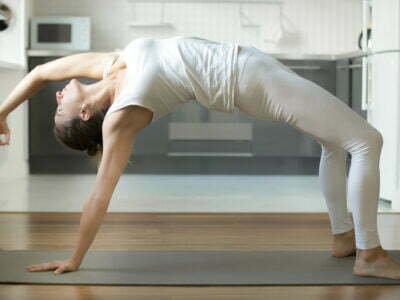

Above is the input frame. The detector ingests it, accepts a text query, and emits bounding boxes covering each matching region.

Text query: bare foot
[354,245,400,280]
[331,228,356,257]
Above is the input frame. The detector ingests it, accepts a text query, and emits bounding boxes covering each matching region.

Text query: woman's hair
[53,108,108,169]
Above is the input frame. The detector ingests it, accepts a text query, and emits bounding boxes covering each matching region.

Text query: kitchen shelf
[26,48,368,61]
[128,21,173,28]
[169,122,252,141]
[0,60,23,70]
[27,49,91,57]
[127,0,282,28]
[130,0,282,3]
[167,152,254,157]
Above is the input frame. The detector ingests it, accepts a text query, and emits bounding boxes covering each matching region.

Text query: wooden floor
[1,212,400,299]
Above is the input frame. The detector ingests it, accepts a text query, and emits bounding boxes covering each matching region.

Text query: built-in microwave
[30,17,91,50]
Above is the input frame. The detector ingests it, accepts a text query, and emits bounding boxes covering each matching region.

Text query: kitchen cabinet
[168,101,253,157]
[27,54,355,173]
[335,59,351,105]
[0,0,31,178]
[350,57,367,119]
[168,59,338,159]
[336,57,366,119]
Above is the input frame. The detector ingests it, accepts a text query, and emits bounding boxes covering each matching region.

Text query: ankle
[333,229,354,238]
[356,245,386,261]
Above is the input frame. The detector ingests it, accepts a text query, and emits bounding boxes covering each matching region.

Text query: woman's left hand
[0,114,10,146]
[26,258,80,275]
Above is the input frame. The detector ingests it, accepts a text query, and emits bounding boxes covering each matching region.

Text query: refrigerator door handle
[361,57,368,111]
[361,0,372,111]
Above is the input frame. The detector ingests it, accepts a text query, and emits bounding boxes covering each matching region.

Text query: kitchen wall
[0,0,32,178]
[0,69,28,177]
[1,0,363,179]
[33,0,362,54]
[0,0,28,67]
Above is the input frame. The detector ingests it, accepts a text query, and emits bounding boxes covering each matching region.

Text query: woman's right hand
[0,114,10,146]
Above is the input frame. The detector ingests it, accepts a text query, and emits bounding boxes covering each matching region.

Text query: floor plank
[0,212,400,299]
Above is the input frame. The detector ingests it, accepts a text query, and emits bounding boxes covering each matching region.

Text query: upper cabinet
[0,0,32,71]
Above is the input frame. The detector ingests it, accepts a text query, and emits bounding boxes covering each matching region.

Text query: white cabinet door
[0,0,30,70]
[0,0,30,177]
[370,0,400,209]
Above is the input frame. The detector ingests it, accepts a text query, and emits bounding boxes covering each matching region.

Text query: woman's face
[54,79,84,128]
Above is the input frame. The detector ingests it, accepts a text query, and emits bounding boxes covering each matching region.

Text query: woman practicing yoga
[0,36,399,279]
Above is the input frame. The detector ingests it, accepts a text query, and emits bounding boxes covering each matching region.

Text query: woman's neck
[82,72,122,112]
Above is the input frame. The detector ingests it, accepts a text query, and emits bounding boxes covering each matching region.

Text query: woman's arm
[26,111,139,274]
[0,67,44,117]
[35,51,119,82]
[0,52,117,117]
[26,107,151,274]
[69,106,151,265]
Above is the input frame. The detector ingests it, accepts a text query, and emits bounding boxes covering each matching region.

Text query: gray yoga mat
[1,250,400,285]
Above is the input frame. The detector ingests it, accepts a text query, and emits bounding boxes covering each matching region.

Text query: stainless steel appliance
[30,17,91,50]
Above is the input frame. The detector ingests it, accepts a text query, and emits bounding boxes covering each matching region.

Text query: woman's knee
[349,127,383,156]
[367,128,384,150]
[320,142,347,157]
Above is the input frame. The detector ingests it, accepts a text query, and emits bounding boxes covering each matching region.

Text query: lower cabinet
[336,57,366,119]
[350,57,367,119]
[28,55,361,173]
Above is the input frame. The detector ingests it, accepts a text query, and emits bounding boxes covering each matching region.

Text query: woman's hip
[234,52,379,147]
[235,47,302,124]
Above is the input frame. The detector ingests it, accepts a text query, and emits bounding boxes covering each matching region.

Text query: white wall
[33,0,362,54]
[0,69,29,178]
[0,0,31,178]
[0,0,362,179]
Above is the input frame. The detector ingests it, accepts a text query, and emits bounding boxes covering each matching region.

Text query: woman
[0,36,399,279]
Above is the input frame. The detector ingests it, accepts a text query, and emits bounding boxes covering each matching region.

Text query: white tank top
[104,36,240,123]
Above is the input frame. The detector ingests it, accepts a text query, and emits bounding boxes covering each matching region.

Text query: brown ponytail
[53,108,107,170]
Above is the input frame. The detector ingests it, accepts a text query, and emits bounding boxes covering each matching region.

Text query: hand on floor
[26,258,80,275]
[0,115,10,146]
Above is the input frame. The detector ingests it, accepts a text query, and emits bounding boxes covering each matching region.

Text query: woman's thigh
[235,46,377,149]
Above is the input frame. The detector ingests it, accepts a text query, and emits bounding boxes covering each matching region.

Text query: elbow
[32,65,46,82]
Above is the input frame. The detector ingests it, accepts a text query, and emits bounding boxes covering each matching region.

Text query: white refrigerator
[369,0,400,210]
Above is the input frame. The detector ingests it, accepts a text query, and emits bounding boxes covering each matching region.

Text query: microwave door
[30,17,90,51]
[38,23,72,44]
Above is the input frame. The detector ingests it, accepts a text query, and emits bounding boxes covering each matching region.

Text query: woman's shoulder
[103,103,153,134]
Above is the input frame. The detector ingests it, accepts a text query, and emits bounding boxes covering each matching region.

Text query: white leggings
[235,45,382,250]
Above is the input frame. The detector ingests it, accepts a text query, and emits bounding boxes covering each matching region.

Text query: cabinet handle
[167,152,254,157]
[336,64,362,70]
[361,57,368,111]
[286,66,322,70]
[361,0,371,111]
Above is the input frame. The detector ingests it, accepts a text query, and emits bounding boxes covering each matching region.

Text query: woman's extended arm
[70,111,141,265]
[0,67,44,117]
[26,106,151,275]
[0,52,118,145]
[0,52,116,118]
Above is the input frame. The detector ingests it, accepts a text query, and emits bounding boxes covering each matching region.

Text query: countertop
[0,60,23,70]
[270,50,365,61]
[26,49,366,61]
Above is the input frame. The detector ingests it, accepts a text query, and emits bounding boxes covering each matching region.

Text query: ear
[81,110,92,121]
